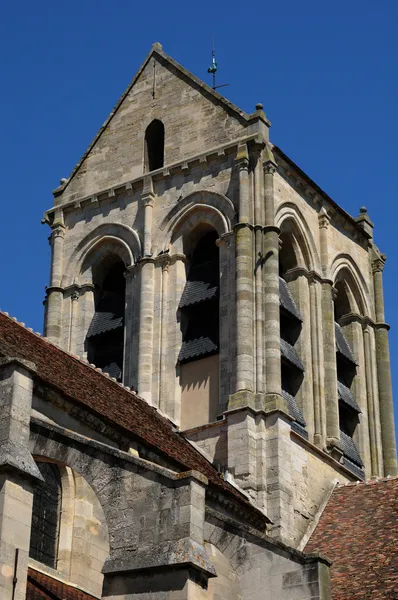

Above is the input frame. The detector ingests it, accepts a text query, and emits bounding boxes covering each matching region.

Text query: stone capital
[318,206,331,229]
[51,223,65,239]
[372,256,386,274]
[235,143,249,171]
[263,162,277,175]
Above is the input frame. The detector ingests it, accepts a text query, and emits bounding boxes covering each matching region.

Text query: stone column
[253,145,264,394]
[136,177,156,404]
[319,209,339,448]
[309,278,323,446]
[137,259,155,405]
[372,257,397,476]
[45,220,65,345]
[142,176,154,257]
[159,259,170,412]
[263,154,282,402]
[363,325,378,476]
[232,145,254,397]
[0,358,43,600]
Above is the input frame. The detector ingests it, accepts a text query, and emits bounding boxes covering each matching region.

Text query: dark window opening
[279,232,298,277]
[86,257,126,381]
[145,119,165,172]
[279,242,305,431]
[29,462,61,569]
[178,230,219,363]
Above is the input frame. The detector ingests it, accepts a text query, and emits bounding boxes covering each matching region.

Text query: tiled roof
[0,312,266,524]
[178,336,218,362]
[27,568,96,600]
[279,277,302,321]
[305,477,398,600]
[335,323,357,365]
[337,381,361,413]
[280,338,304,371]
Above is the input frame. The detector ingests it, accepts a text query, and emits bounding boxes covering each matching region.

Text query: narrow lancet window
[145,119,165,172]
[29,462,62,569]
[279,232,306,437]
[334,281,363,475]
[86,256,126,381]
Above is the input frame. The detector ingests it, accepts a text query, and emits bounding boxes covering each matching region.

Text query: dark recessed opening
[145,119,165,172]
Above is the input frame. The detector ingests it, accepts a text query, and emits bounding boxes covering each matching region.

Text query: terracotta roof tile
[305,477,398,600]
[0,311,266,525]
[27,568,96,600]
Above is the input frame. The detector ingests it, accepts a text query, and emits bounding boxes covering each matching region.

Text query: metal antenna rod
[207,36,229,91]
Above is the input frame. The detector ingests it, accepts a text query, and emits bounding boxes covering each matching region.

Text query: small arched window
[86,255,126,381]
[30,462,62,568]
[145,119,164,172]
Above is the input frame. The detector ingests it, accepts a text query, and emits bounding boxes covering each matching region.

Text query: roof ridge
[338,475,398,487]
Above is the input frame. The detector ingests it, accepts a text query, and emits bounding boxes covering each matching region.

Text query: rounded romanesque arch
[62,223,142,288]
[276,203,320,273]
[155,190,235,254]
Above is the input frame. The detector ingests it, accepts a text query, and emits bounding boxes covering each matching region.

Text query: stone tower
[43,43,397,546]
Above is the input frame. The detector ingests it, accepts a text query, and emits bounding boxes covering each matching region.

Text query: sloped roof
[305,477,398,600]
[0,311,267,525]
[57,43,250,196]
[27,568,96,600]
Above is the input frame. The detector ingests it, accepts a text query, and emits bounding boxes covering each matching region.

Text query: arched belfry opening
[86,255,126,381]
[145,119,164,172]
[279,230,306,437]
[178,228,220,429]
[334,278,363,474]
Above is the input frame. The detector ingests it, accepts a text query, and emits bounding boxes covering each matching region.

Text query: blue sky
[1,1,398,439]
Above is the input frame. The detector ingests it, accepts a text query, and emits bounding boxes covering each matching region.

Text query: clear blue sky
[1,1,398,440]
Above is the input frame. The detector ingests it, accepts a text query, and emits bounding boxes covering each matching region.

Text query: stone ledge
[226,391,292,421]
[103,537,216,578]
[0,440,44,482]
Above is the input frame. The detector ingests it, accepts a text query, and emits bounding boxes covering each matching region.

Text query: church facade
[0,43,397,600]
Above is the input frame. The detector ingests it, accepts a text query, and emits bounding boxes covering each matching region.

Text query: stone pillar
[142,176,154,257]
[318,208,339,447]
[159,259,170,412]
[137,259,155,404]
[253,145,264,393]
[363,325,379,476]
[45,220,65,345]
[372,257,397,476]
[263,156,282,401]
[232,145,254,396]
[309,278,323,446]
[0,358,43,600]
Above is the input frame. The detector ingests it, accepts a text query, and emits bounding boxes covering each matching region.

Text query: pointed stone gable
[58,44,249,202]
